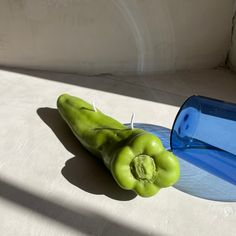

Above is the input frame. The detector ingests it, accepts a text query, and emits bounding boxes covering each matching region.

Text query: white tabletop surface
[0,67,236,236]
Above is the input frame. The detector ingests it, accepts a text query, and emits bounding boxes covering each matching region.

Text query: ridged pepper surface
[57,94,180,197]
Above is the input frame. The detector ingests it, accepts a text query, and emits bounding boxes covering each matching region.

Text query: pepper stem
[130,112,135,129]
[92,101,97,112]
[130,155,156,181]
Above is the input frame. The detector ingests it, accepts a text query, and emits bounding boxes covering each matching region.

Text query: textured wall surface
[229,1,236,71]
[0,0,234,74]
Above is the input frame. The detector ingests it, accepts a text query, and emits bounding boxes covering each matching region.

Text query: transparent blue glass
[131,96,236,201]
[171,95,236,185]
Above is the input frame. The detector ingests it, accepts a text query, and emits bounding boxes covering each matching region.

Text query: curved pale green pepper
[57,94,180,197]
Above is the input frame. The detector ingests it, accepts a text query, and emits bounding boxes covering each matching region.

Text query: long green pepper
[57,94,180,197]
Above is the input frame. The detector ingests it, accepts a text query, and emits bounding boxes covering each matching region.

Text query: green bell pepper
[57,94,180,197]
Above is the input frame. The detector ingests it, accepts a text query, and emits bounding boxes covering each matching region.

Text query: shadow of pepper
[37,107,136,201]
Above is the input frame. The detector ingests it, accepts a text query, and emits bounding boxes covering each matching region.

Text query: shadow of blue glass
[132,123,236,202]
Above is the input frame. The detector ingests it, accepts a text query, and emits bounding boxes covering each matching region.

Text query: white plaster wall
[0,0,234,74]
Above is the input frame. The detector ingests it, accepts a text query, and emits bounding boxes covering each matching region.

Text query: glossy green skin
[57,94,180,197]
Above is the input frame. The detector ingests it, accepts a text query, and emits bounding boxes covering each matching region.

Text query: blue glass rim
[170,94,235,150]
[170,95,197,150]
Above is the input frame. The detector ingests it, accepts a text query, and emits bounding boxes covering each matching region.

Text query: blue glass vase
[171,95,236,185]
[132,95,236,201]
